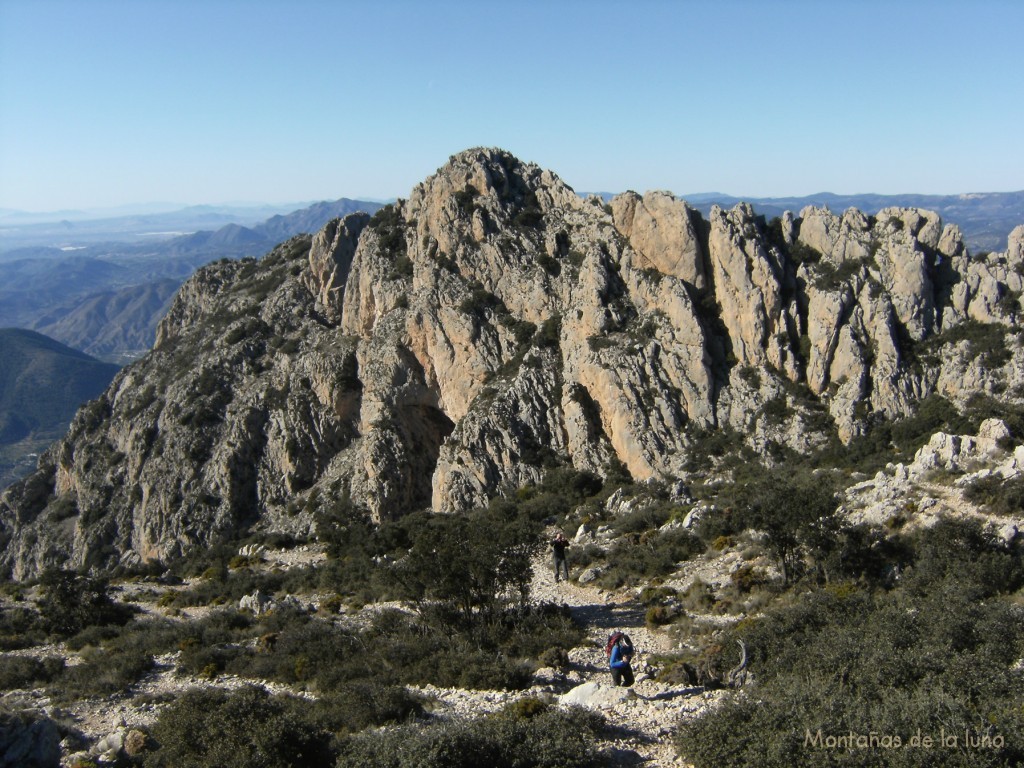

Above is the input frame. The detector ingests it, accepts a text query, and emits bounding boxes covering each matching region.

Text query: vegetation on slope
[675,519,1024,768]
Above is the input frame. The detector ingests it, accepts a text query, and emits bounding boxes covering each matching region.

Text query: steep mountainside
[2,148,1023,578]
[0,329,120,489]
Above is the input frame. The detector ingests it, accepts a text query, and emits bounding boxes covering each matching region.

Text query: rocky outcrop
[0,710,60,768]
[610,191,708,289]
[707,203,790,373]
[2,147,1023,577]
[303,212,370,321]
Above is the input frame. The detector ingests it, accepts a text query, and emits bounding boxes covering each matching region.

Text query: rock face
[0,710,60,768]
[2,148,1023,578]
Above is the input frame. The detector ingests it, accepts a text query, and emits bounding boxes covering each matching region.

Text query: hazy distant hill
[0,198,383,361]
[0,328,119,489]
[32,279,180,363]
[0,198,385,258]
[0,202,313,252]
[254,198,383,242]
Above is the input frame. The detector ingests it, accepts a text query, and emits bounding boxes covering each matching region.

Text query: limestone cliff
[2,148,1023,577]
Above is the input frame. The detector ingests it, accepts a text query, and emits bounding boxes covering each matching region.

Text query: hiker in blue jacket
[609,633,634,687]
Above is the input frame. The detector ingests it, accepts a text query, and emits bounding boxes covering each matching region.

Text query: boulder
[239,590,274,615]
[558,681,633,710]
[0,710,60,768]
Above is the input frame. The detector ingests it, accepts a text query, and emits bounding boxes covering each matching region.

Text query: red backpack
[605,631,634,658]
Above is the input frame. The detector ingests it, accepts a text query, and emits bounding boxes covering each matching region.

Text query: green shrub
[537,646,571,671]
[679,579,715,612]
[65,623,121,651]
[0,603,45,650]
[503,696,550,719]
[459,283,505,316]
[808,257,867,290]
[228,555,259,570]
[760,394,792,424]
[645,604,678,626]
[388,255,414,280]
[513,193,544,229]
[729,564,768,593]
[730,468,842,584]
[737,366,761,388]
[37,570,136,637]
[597,528,703,588]
[638,585,678,606]
[0,655,64,690]
[356,604,578,692]
[311,684,424,735]
[611,501,674,535]
[144,686,333,768]
[920,321,1011,369]
[454,186,479,216]
[54,646,153,701]
[711,535,733,551]
[535,316,561,349]
[675,519,1024,768]
[337,706,606,768]
[537,254,561,277]
[964,474,1024,516]
[787,239,822,267]
[368,204,408,256]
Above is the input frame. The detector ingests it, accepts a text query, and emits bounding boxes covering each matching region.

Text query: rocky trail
[420,537,729,767]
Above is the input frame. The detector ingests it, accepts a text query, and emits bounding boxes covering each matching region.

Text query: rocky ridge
[2,147,1024,577]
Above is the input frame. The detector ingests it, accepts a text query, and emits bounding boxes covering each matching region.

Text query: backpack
[605,631,634,658]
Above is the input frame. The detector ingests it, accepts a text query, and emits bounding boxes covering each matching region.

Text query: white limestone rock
[558,681,633,710]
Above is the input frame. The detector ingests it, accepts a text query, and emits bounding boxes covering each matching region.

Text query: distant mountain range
[0,328,120,489]
[0,202,318,250]
[0,197,384,361]
[0,197,384,489]
[32,279,181,364]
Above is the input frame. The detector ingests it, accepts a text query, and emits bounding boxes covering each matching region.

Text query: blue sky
[1,0,1021,211]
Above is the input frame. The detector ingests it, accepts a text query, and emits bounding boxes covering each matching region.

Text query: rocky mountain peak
[2,149,1023,578]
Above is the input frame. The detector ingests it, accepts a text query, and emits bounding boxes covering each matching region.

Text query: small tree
[390,507,541,628]
[734,470,841,584]
[37,569,134,637]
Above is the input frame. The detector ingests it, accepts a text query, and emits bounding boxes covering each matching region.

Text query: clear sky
[1,0,1021,211]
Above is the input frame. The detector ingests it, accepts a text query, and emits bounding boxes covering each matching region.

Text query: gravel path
[418,536,727,766]
[529,536,724,766]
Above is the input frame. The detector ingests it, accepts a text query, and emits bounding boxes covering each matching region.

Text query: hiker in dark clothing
[609,633,635,687]
[552,532,570,582]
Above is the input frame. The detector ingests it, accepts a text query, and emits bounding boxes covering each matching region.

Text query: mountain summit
[2,147,1023,577]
